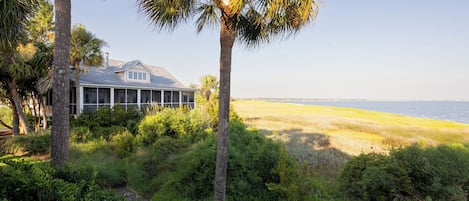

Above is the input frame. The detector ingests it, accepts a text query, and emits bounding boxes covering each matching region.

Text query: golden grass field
[233,100,469,170]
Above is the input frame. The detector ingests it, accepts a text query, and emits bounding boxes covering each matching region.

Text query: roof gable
[117,60,152,74]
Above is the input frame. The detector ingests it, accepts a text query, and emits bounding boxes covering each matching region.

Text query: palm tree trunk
[51,0,71,168]
[214,17,236,201]
[39,94,47,129]
[7,80,30,134]
[9,97,19,135]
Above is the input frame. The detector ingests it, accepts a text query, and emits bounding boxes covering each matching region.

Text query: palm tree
[136,0,320,200]
[70,24,107,115]
[28,0,55,43]
[51,0,71,168]
[200,75,219,100]
[0,0,38,135]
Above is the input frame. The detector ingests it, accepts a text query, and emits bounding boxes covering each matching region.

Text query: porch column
[179,91,182,107]
[110,88,114,109]
[137,89,141,110]
[161,90,164,107]
[79,86,84,114]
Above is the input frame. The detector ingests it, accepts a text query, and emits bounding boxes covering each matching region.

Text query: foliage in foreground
[2,106,346,200]
[1,132,51,155]
[0,158,123,201]
[70,105,143,140]
[149,120,339,201]
[340,144,469,201]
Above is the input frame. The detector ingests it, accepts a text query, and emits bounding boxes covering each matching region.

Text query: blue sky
[71,0,469,100]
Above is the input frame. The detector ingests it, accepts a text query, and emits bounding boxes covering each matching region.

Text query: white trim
[79,86,84,115]
[110,88,114,108]
[179,91,182,107]
[80,83,195,91]
[137,89,141,109]
[161,90,164,107]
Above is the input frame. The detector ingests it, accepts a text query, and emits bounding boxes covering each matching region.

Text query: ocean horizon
[249,99,469,124]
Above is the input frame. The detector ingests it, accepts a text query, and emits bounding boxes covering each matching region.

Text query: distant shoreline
[234,99,469,124]
[235,98,469,102]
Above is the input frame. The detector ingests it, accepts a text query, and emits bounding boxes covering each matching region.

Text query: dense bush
[1,132,51,155]
[71,106,143,135]
[340,144,469,201]
[151,120,293,201]
[137,108,211,145]
[111,130,136,159]
[0,159,123,201]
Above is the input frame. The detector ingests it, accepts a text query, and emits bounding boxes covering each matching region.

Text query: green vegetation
[0,155,123,201]
[3,98,469,200]
[1,132,50,155]
[0,106,12,129]
[341,144,469,201]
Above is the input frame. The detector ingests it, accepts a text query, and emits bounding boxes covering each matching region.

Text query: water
[275,100,469,124]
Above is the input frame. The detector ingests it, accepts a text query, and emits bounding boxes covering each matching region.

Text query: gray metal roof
[79,59,195,91]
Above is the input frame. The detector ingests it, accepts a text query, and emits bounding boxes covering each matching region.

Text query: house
[68,58,196,115]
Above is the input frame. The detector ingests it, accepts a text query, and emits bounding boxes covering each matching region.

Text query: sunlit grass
[233,100,469,157]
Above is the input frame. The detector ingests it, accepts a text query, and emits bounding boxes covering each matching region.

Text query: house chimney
[104,52,109,66]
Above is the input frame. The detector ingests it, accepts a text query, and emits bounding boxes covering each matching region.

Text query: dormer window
[128,71,148,81]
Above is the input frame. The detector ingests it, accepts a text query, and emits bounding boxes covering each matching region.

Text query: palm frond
[70,24,107,67]
[195,3,220,32]
[136,0,197,31]
[0,0,39,52]
[235,0,319,47]
[36,75,53,95]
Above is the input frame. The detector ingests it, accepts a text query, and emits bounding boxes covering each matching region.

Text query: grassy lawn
[233,100,469,168]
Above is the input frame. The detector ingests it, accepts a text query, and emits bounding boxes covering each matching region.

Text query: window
[181,91,195,108]
[127,90,137,103]
[152,90,161,105]
[83,87,111,113]
[138,72,142,80]
[128,71,148,81]
[114,89,126,103]
[84,88,97,104]
[98,88,110,104]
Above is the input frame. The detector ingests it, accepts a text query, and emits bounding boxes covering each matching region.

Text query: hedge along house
[68,58,196,115]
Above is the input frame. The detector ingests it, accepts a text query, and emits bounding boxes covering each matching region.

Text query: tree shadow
[259,127,352,172]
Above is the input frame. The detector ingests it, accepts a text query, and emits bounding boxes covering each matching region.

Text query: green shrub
[72,105,143,136]
[340,144,469,201]
[94,125,127,141]
[151,120,290,201]
[111,130,135,158]
[137,108,210,145]
[70,126,92,143]
[2,133,51,155]
[0,159,124,201]
[69,142,128,188]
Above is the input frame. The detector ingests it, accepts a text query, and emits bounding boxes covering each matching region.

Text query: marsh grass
[233,100,469,167]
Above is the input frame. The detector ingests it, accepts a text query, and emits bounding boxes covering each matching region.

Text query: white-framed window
[128,71,148,81]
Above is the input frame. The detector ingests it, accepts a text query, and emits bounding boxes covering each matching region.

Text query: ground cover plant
[0,154,124,201]
[340,144,469,201]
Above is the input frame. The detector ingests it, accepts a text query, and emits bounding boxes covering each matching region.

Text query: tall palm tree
[0,0,38,135]
[51,0,71,168]
[70,24,107,115]
[136,0,320,200]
